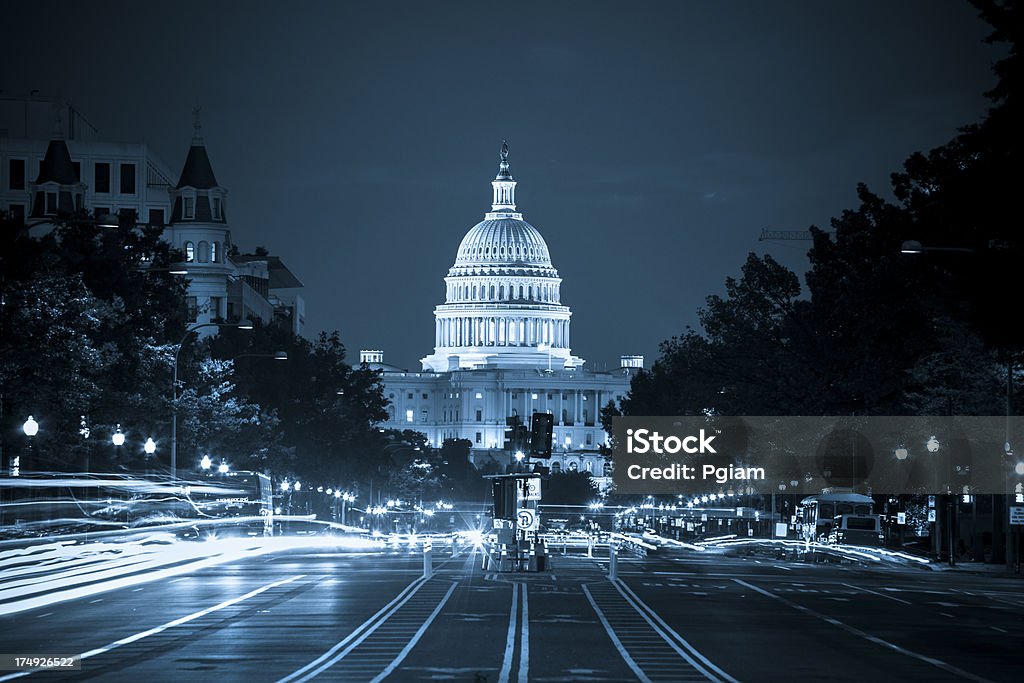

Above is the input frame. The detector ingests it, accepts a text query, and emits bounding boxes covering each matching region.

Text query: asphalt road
[1,543,1022,682]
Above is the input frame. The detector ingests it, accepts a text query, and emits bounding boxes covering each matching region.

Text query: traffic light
[504,415,521,451]
[530,412,553,457]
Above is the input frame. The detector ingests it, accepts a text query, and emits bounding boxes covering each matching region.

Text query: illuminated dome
[454,219,552,269]
[421,143,585,373]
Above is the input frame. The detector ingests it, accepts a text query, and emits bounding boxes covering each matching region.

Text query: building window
[184,241,195,262]
[531,393,538,400]
[183,196,195,219]
[422,393,428,399]
[120,163,136,194]
[7,204,25,223]
[511,393,518,400]
[148,208,164,226]
[72,161,81,181]
[475,409,482,422]
[547,394,553,400]
[210,296,223,319]
[198,241,209,263]
[551,462,562,474]
[212,196,222,219]
[387,406,395,421]
[186,296,198,322]
[94,163,110,193]
[475,432,482,444]
[475,392,483,399]
[8,159,25,190]
[210,241,218,263]
[406,409,414,423]
[45,192,57,215]
[407,392,413,400]
[586,433,593,445]
[421,409,428,423]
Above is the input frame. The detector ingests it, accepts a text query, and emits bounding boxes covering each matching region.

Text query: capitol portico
[368,144,639,474]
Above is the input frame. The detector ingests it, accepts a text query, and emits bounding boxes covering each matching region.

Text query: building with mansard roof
[0,95,303,337]
[366,144,642,478]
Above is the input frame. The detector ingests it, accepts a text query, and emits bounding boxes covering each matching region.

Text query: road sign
[897,512,906,525]
[928,510,936,522]
[518,477,542,501]
[493,518,513,530]
[516,508,539,531]
[928,495,936,508]
[1010,506,1024,526]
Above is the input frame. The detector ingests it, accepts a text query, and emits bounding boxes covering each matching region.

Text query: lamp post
[171,319,253,480]
[21,416,38,475]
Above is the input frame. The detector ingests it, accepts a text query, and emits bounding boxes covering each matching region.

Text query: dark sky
[2,1,1001,370]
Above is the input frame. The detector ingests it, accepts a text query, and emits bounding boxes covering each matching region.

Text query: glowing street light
[926,436,941,453]
[293,481,302,491]
[200,454,212,470]
[22,416,39,437]
[281,481,291,492]
[218,460,229,474]
[515,450,525,462]
[144,437,157,455]
[112,426,126,447]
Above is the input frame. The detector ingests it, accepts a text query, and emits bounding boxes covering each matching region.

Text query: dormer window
[45,192,57,215]
[183,196,195,219]
[212,197,222,220]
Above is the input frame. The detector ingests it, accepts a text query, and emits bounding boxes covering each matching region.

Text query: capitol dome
[421,143,584,373]
[454,218,552,269]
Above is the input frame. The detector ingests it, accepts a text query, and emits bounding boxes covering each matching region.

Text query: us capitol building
[364,144,641,477]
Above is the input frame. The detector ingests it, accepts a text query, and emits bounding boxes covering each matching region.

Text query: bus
[797,493,876,544]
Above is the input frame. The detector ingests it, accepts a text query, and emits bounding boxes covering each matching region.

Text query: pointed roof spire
[176,109,220,190]
[35,138,77,185]
[495,140,513,180]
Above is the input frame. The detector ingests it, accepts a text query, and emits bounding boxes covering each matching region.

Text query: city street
[2,543,1021,682]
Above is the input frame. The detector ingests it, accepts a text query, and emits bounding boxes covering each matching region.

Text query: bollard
[608,544,618,581]
[423,542,433,579]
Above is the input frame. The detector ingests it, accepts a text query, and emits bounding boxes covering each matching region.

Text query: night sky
[2,1,1001,370]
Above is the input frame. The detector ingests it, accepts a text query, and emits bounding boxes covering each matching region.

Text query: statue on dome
[500,140,509,161]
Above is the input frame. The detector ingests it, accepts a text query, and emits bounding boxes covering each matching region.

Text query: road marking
[89,598,103,604]
[614,579,739,683]
[733,579,995,683]
[581,584,652,683]
[774,565,792,571]
[0,574,305,682]
[368,582,458,683]
[276,575,429,683]
[519,583,529,683]
[498,583,519,683]
[34,612,52,619]
[842,583,911,605]
[991,626,1007,633]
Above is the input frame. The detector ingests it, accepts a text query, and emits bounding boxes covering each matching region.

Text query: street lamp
[23,416,38,437]
[218,460,229,474]
[144,437,157,455]
[200,454,212,470]
[171,319,253,479]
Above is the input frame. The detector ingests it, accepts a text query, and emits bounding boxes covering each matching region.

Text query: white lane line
[277,576,429,683]
[733,579,995,683]
[89,598,103,604]
[991,626,1007,633]
[775,565,793,571]
[34,612,52,619]
[581,584,652,683]
[497,582,519,683]
[518,584,529,683]
[368,581,458,683]
[614,579,738,683]
[842,583,912,605]
[0,574,305,682]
